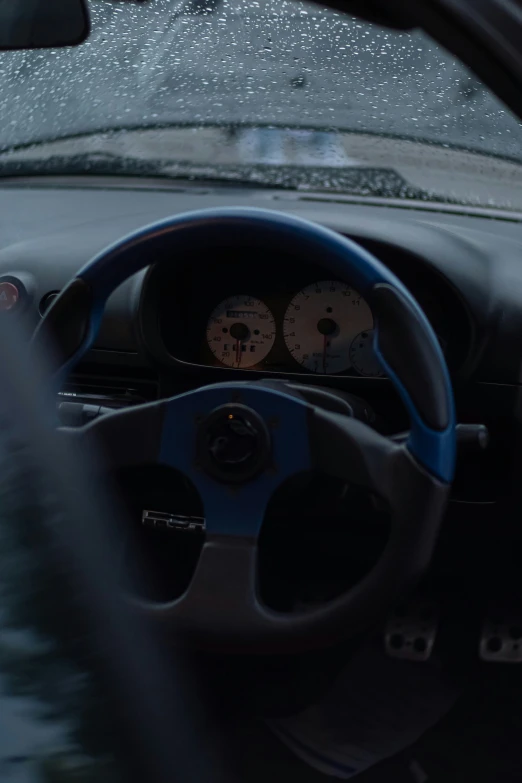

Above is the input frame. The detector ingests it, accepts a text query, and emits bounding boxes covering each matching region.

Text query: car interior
[1,0,522,782]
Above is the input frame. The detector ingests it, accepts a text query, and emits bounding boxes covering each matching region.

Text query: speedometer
[283,280,373,374]
[206,295,276,369]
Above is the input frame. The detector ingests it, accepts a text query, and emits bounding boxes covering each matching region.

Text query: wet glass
[0,0,520,208]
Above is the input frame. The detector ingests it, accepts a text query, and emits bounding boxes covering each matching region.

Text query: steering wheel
[34,208,456,652]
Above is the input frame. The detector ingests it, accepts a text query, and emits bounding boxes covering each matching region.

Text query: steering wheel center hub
[197,403,271,483]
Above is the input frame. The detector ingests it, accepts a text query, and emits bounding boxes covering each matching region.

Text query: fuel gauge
[349,329,384,377]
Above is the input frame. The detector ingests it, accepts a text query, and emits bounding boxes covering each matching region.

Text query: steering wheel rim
[35,207,456,652]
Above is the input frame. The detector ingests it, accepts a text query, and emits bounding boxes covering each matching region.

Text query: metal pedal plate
[480,604,522,662]
[384,600,438,661]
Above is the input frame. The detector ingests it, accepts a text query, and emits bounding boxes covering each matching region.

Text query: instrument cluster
[149,244,467,379]
[205,282,382,376]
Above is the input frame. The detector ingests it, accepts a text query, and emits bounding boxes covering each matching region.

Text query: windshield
[1,0,522,209]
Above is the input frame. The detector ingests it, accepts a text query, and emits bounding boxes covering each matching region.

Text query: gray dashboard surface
[0,178,520,382]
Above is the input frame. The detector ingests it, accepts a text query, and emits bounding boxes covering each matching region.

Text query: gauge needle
[322,335,327,374]
[236,339,241,367]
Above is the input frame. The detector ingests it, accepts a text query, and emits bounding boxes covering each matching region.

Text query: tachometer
[206,295,276,369]
[283,281,373,374]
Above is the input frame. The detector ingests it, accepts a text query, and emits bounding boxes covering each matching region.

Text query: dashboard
[0,179,519,396]
[0,178,521,509]
[0,177,520,617]
[0,169,521,705]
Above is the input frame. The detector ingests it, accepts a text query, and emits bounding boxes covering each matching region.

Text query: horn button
[197,403,271,483]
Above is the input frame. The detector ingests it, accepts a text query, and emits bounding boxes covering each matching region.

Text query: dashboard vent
[39,290,60,316]
[57,370,158,426]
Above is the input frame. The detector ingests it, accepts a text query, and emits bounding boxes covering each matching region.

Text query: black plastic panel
[32,276,92,368]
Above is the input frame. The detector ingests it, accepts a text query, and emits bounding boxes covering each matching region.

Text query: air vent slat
[57,371,158,426]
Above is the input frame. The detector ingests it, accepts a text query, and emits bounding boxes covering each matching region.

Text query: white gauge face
[206,295,276,369]
[349,329,384,377]
[283,280,373,374]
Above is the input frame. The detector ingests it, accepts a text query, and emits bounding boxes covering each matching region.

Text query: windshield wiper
[0,150,432,200]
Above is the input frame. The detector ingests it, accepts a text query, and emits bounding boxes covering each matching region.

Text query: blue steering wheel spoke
[79,382,313,540]
[158,383,312,538]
